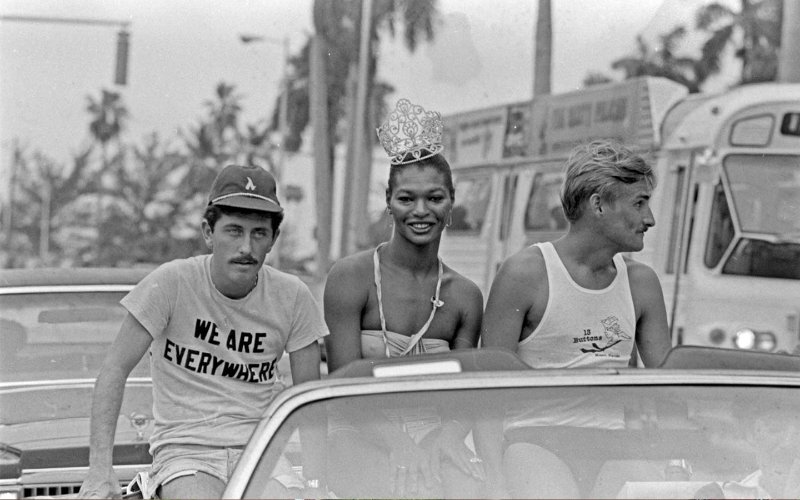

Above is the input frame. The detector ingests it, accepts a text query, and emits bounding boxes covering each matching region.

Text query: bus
[439,77,800,352]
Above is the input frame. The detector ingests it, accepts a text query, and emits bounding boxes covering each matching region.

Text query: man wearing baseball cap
[79,165,328,499]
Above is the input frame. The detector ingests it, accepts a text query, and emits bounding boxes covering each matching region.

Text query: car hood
[0,379,153,470]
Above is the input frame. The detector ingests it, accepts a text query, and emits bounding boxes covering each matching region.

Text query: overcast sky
[0,0,738,171]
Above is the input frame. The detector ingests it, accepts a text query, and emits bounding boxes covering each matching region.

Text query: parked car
[223,347,800,499]
[0,268,154,499]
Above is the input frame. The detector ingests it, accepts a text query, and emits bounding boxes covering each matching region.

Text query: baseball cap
[207,164,282,213]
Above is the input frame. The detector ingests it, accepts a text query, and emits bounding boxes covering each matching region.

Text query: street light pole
[239,34,289,269]
[278,37,290,181]
[0,15,132,85]
[239,34,289,178]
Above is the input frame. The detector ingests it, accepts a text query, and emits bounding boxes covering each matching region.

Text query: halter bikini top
[372,242,445,358]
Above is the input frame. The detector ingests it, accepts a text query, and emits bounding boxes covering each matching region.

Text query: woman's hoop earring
[445,212,453,228]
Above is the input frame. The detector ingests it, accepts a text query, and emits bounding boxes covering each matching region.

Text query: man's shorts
[144,444,242,498]
[136,443,301,499]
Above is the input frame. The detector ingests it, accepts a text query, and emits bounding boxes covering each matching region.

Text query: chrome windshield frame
[223,369,800,498]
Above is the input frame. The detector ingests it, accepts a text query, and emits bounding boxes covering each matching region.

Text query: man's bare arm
[323,257,369,372]
[289,341,326,490]
[79,313,152,498]
[475,252,539,494]
[628,261,672,367]
[481,252,538,352]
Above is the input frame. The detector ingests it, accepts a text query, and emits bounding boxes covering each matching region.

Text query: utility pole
[310,33,333,276]
[778,0,800,83]
[239,33,289,269]
[4,140,20,248]
[343,0,374,256]
[238,34,289,179]
[39,182,51,260]
[533,0,552,97]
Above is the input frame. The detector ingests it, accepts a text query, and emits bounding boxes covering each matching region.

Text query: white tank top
[517,242,636,369]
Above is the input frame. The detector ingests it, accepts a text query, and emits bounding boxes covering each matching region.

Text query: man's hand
[429,420,485,481]
[77,468,122,499]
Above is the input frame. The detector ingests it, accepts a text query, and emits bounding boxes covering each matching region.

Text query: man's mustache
[231,257,257,265]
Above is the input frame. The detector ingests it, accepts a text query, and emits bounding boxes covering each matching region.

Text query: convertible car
[0,268,154,499]
[223,347,800,499]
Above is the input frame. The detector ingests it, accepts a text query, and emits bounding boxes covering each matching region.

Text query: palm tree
[201,82,245,160]
[583,72,614,87]
[181,82,249,198]
[86,89,128,263]
[306,0,440,257]
[108,134,191,264]
[87,90,127,147]
[695,0,782,84]
[5,143,97,266]
[612,28,703,92]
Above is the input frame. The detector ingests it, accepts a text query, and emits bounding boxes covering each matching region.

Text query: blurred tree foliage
[1,83,280,269]
[586,0,782,92]
[275,0,438,155]
[1,0,442,269]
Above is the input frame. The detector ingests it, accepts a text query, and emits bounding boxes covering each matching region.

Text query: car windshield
[0,290,149,383]
[241,382,800,499]
[723,154,800,237]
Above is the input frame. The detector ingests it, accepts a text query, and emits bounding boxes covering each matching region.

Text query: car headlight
[733,328,776,351]
[733,328,756,349]
[708,328,726,345]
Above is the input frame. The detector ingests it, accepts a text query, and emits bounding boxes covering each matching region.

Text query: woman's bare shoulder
[442,264,483,303]
[328,249,373,273]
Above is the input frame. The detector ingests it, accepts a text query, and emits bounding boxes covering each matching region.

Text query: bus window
[781,112,800,136]
[704,183,735,269]
[729,114,773,147]
[723,154,800,235]
[447,174,492,234]
[524,172,567,232]
[723,239,800,280]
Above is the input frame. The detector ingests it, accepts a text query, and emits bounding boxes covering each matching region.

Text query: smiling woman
[322,98,485,498]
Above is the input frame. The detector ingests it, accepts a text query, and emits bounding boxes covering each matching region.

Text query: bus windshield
[723,154,800,237]
[717,154,800,280]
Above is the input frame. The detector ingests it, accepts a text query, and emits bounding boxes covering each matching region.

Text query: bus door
[496,168,520,276]
[669,126,800,352]
[440,167,505,294]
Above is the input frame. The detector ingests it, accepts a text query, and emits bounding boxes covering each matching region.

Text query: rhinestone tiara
[376,98,444,165]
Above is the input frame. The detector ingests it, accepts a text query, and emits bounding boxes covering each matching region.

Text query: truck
[439,76,800,352]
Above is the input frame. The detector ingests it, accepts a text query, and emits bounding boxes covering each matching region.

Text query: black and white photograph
[1,0,799,498]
